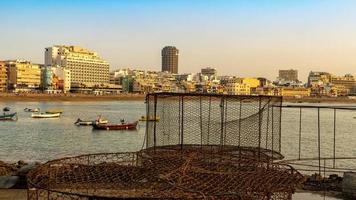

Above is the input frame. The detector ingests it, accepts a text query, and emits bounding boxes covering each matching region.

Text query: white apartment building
[45,45,109,87]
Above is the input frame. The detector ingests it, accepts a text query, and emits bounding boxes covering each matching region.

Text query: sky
[1,0,356,81]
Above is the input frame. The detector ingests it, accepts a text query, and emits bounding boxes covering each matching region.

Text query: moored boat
[75,118,108,126]
[139,115,160,122]
[92,121,138,130]
[45,109,64,114]
[0,112,17,121]
[0,107,17,121]
[31,113,61,118]
[24,108,40,112]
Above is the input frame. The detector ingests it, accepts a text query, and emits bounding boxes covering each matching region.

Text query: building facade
[278,87,311,97]
[52,67,71,92]
[225,78,260,95]
[278,69,298,82]
[5,60,41,91]
[45,45,109,87]
[201,67,217,80]
[331,74,356,95]
[0,61,7,92]
[307,71,331,87]
[162,46,179,74]
[41,66,53,90]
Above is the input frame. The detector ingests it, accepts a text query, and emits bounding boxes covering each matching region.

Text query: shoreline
[1,93,356,103]
[0,93,146,102]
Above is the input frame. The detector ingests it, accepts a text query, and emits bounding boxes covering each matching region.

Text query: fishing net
[27,93,304,200]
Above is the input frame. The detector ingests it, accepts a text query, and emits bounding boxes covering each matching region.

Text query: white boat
[31,113,61,118]
[24,108,40,112]
[74,118,108,126]
[74,117,108,126]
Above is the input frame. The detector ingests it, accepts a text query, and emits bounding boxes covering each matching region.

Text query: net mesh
[27,93,303,200]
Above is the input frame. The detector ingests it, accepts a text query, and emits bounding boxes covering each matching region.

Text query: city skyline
[2,0,356,81]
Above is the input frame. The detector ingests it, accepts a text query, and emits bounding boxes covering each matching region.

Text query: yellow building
[6,60,41,91]
[0,61,7,92]
[226,78,260,95]
[255,87,278,96]
[226,82,251,95]
[239,78,260,88]
[278,87,311,97]
[330,74,356,95]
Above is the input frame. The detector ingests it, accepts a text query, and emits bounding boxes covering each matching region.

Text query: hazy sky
[1,0,356,81]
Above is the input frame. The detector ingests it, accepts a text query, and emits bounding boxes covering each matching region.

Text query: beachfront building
[52,67,71,93]
[307,71,331,87]
[277,87,311,97]
[255,86,278,96]
[5,60,41,92]
[0,61,7,92]
[226,82,251,95]
[225,78,260,95]
[330,74,356,95]
[45,45,110,91]
[41,66,53,90]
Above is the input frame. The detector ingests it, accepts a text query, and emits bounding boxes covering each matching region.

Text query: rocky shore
[0,160,40,189]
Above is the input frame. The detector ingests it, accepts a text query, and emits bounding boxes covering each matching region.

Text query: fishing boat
[139,115,160,122]
[45,109,64,114]
[24,108,40,112]
[92,120,138,130]
[31,113,61,118]
[0,107,17,121]
[75,118,108,126]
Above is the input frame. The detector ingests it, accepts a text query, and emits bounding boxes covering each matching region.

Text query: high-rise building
[162,46,178,74]
[278,69,298,82]
[45,45,109,87]
[0,61,7,92]
[5,60,41,91]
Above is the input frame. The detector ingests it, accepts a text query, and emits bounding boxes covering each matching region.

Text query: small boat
[24,108,40,112]
[93,120,138,130]
[1,107,17,121]
[31,113,61,118]
[0,112,17,121]
[139,115,160,122]
[75,118,108,126]
[45,109,64,114]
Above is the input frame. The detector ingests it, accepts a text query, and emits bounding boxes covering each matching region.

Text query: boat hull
[0,112,17,121]
[31,113,61,118]
[45,109,63,114]
[75,119,108,126]
[139,116,160,122]
[93,121,138,130]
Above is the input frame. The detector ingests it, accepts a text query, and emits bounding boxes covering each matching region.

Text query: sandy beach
[0,93,146,102]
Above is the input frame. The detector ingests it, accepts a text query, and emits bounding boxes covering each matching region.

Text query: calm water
[0,101,146,162]
[1,101,356,164]
[1,100,355,200]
